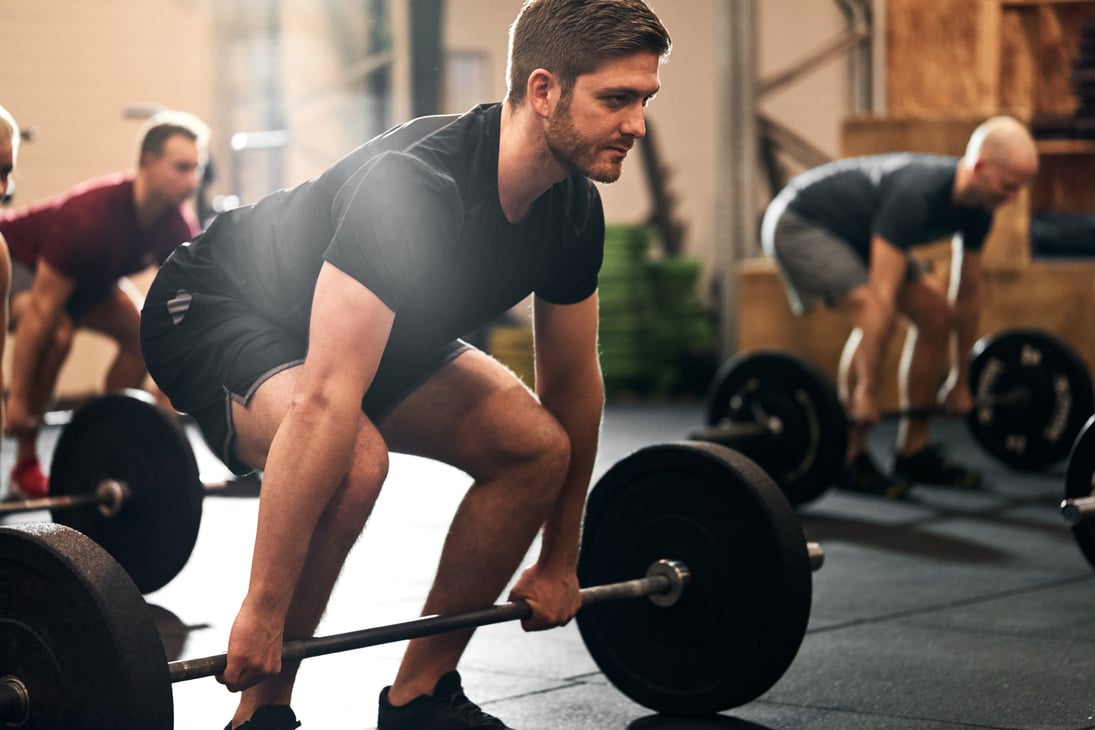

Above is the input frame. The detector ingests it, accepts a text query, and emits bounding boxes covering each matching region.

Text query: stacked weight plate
[598,225,660,397]
[1073,23,1095,137]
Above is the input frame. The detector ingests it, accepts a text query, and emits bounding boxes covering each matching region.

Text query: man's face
[143,134,202,207]
[969,156,1037,209]
[544,52,661,184]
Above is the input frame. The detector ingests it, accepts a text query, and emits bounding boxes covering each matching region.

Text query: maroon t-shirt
[0,172,199,293]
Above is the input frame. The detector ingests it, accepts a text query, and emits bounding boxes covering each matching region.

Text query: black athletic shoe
[837,452,912,500]
[224,705,301,730]
[893,443,983,489]
[377,671,515,729]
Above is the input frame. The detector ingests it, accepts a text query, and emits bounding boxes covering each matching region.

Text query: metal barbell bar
[876,387,1030,421]
[170,543,825,683]
[0,474,253,519]
[168,559,694,683]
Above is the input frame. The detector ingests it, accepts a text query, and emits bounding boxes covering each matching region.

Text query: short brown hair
[506,0,671,106]
[138,110,209,162]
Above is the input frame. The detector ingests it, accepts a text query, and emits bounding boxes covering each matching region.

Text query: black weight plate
[49,394,203,593]
[967,329,1094,471]
[703,350,847,506]
[0,523,173,728]
[1065,416,1095,570]
[577,442,813,715]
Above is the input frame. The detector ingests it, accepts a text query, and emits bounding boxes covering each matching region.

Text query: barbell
[692,328,1094,506]
[0,441,823,726]
[1059,415,1095,570]
[0,393,260,593]
[689,350,849,507]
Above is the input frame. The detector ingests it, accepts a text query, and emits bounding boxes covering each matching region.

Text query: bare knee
[908,302,953,350]
[340,430,390,513]
[52,319,75,356]
[316,428,389,553]
[475,407,571,505]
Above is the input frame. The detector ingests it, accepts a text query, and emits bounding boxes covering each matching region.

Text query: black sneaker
[224,705,301,730]
[893,444,983,489]
[837,452,912,499]
[377,671,515,729]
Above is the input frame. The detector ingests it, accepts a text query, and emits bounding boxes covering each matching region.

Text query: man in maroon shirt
[0,110,207,498]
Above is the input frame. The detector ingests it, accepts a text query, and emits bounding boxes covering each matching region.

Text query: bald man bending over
[761,116,1039,498]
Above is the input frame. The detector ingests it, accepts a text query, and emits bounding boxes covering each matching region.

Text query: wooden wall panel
[1032,152,1095,213]
[888,0,1095,117]
[886,0,1001,116]
[998,6,1038,114]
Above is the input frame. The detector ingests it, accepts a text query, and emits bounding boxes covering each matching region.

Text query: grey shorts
[760,207,925,315]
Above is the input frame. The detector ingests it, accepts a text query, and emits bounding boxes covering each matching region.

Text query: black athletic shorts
[140,266,470,476]
[10,258,113,325]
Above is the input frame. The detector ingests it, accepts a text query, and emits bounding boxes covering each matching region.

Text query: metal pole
[716,0,758,360]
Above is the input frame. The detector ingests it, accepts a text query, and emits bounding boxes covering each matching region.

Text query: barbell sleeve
[1061,496,1095,526]
[0,479,129,518]
[807,541,824,571]
[0,678,28,726]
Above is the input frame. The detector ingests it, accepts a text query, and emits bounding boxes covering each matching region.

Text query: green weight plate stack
[599,225,660,397]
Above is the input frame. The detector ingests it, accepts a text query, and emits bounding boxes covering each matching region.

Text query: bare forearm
[952,286,982,384]
[854,296,897,395]
[243,399,361,617]
[537,380,604,571]
[10,304,57,398]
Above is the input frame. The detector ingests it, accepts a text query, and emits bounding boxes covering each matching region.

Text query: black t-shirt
[782,153,992,260]
[164,103,604,353]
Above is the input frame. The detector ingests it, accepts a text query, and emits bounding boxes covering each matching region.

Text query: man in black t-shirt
[761,116,1038,498]
[141,2,671,729]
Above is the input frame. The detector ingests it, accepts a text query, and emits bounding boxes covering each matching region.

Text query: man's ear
[526,68,557,119]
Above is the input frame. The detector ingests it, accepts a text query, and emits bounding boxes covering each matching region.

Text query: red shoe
[10,456,48,499]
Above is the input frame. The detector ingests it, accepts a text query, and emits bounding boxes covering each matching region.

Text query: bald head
[965,116,1038,173]
[956,116,1039,209]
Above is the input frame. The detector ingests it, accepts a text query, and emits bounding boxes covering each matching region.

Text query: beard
[544,98,628,184]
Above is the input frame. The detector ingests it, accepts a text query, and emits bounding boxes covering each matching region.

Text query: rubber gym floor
[5,400,1094,729]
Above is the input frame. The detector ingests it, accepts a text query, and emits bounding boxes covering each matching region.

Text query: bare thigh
[230,364,391,476]
[379,349,566,480]
[230,350,563,478]
[77,283,141,344]
[229,365,300,472]
[896,273,950,336]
